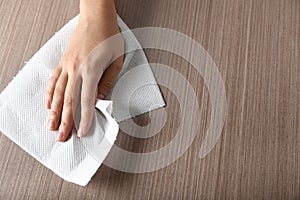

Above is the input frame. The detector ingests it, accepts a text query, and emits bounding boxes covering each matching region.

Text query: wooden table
[0,0,299,199]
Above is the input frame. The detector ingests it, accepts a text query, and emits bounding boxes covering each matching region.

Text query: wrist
[80,0,116,20]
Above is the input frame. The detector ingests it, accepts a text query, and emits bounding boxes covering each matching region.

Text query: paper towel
[0,15,165,186]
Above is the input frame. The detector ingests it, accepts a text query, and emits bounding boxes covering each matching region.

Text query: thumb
[97,57,123,99]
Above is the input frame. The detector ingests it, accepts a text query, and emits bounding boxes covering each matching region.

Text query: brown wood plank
[0,0,299,199]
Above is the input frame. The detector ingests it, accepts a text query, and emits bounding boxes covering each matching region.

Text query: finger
[77,76,98,137]
[46,66,62,109]
[72,77,83,130]
[57,74,77,142]
[48,71,68,131]
[97,56,123,99]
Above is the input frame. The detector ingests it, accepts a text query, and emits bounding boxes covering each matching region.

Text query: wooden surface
[0,0,299,199]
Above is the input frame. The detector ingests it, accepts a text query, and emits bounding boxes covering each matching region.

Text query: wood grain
[0,0,299,199]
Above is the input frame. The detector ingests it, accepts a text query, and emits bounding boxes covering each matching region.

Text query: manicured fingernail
[98,93,105,100]
[77,127,84,137]
[48,120,55,130]
[56,131,64,141]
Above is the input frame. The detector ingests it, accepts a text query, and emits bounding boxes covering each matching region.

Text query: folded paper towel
[0,15,165,186]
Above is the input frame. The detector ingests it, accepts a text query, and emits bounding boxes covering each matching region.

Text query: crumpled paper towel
[0,15,165,186]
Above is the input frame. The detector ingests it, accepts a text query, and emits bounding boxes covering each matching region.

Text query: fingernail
[98,93,105,100]
[56,131,64,141]
[77,127,84,137]
[48,120,55,130]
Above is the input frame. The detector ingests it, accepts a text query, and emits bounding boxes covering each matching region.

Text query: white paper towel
[0,15,165,186]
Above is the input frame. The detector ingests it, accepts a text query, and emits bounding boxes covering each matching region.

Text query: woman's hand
[45,0,124,142]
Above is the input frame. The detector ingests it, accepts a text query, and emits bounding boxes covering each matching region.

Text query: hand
[45,0,124,142]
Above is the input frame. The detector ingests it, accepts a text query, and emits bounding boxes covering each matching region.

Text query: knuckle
[54,86,64,97]
[81,96,92,107]
[101,81,113,91]
[64,94,73,106]
[60,121,71,129]
[50,67,61,79]
[68,62,79,74]
[50,110,58,117]
[82,64,97,76]
[60,121,67,127]
[50,75,58,82]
